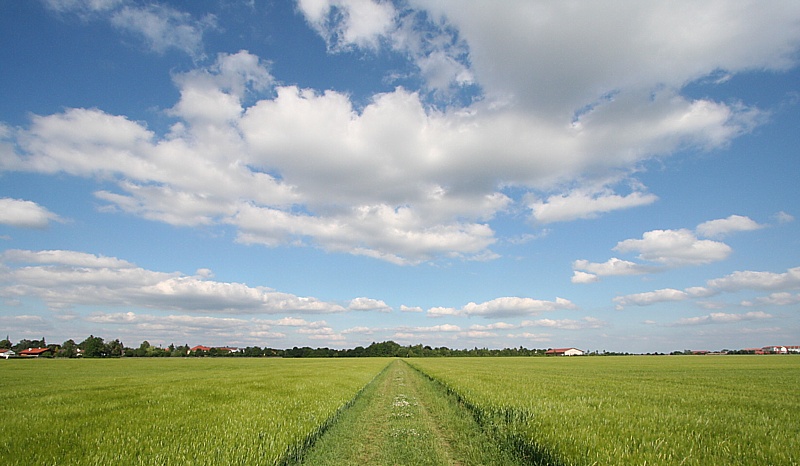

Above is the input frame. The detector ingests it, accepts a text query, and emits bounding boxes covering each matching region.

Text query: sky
[1,0,799,353]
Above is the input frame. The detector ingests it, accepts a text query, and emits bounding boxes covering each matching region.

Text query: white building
[546,347,585,356]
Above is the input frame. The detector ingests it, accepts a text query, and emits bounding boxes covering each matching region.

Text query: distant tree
[79,335,106,357]
[0,337,11,349]
[106,339,124,357]
[58,339,78,358]
[13,338,46,351]
[171,344,189,357]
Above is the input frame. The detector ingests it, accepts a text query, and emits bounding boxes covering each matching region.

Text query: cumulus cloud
[78,311,291,344]
[348,297,392,312]
[571,271,600,284]
[409,324,461,332]
[0,198,63,228]
[297,0,396,51]
[521,316,606,330]
[742,292,800,307]
[0,249,345,314]
[613,265,800,309]
[706,266,800,292]
[573,258,654,280]
[528,186,657,224]
[672,311,772,326]
[400,305,424,313]
[426,296,575,318]
[6,2,800,264]
[469,322,517,331]
[696,215,763,238]
[614,229,732,266]
[613,288,691,309]
[574,214,770,283]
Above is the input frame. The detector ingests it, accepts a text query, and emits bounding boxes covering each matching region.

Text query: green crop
[0,358,390,466]
[409,356,800,465]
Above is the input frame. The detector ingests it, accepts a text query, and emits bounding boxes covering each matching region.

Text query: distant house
[0,349,15,359]
[189,345,241,354]
[546,347,585,356]
[19,347,52,357]
[787,345,800,354]
[215,347,241,354]
[762,345,788,354]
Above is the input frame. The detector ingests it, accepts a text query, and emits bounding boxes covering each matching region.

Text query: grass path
[297,359,523,466]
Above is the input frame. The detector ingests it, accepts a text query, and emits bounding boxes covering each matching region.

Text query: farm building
[19,347,52,357]
[762,345,788,354]
[0,349,15,359]
[787,345,800,353]
[189,345,241,354]
[546,347,585,356]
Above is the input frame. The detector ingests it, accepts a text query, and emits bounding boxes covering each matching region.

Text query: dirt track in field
[298,360,524,466]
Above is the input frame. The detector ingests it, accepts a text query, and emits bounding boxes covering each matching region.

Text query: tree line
[0,336,551,358]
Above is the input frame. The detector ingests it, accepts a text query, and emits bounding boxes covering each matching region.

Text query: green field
[0,358,390,465]
[408,356,800,465]
[2,356,798,465]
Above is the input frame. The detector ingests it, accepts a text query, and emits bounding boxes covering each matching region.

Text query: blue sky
[1,0,799,353]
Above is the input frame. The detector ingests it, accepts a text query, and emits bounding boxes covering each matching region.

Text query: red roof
[547,347,578,353]
[190,345,212,352]
[20,347,51,355]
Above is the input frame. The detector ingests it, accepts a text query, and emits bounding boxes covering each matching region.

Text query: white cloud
[517,332,552,342]
[400,305,424,313]
[774,211,794,224]
[742,292,800,307]
[571,271,599,284]
[673,311,772,326]
[348,297,392,312]
[297,0,396,51]
[2,249,134,269]
[341,326,374,334]
[418,1,800,112]
[614,229,731,266]
[426,306,460,317]
[706,266,800,292]
[43,0,122,16]
[427,296,575,318]
[0,249,346,314]
[529,187,657,224]
[613,265,800,309]
[521,316,606,330]
[409,324,461,332]
[613,288,690,309]
[6,3,800,264]
[459,330,496,338]
[575,214,768,284]
[573,257,654,279]
[696,215,763,238]
[44,0,214,58]
[0,198,63,228]
[469,322,517,331]
[111,5,215,59]
[461,296,576,317]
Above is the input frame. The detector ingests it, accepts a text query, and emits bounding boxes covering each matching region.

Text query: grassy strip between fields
[276,359,394,465]
[295,359,525,466]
